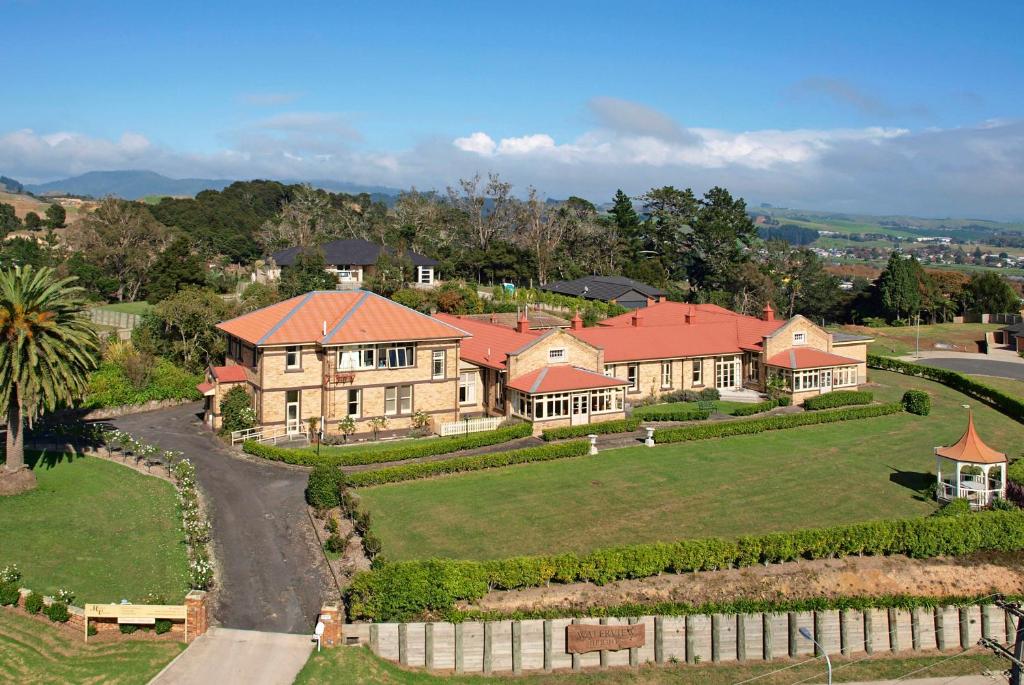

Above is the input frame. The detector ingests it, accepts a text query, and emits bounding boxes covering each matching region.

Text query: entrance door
[820,369,833,393]
[716,357,740,390]
[285,390,300,434]
[571,393,589,426]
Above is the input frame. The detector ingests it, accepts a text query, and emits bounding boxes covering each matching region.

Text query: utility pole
[979,597,1024,685]
[915,312,921,360]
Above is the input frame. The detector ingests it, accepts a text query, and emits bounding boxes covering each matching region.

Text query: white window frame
[590,387,624,414]
[792,369,820,392]
[458,372,477,405]
[793,331,807,345]
[834,365,858,387]
[432,350,445,379]
[379,345,415,369]
[627,364,639,391]
[346,388,361,418]
[548,348,567,362]
[603,364,615,378]
[661,361,672,389]
[337,344,376,371]
[285,346,301,370]
[384,386,397,415]
[399,385,412,414]
[417,266,434,285]
[692,359,703,386]
[532,392,570,420]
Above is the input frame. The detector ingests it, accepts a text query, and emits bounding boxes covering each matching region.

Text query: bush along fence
[341,598,1020,675]
[869,354,1024,423]
[542,418,641,441]
[344,509,1024,622]
[653,402,903,444]
[803,390,873,411]
[243,421,534,467]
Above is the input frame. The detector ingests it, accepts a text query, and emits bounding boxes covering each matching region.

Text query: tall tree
[446,173,517,252]
[877,252,922,321]
[278,247,337,299]
[687,187,759,293]
[24,212,42,231]
[258,184,335,253]
[609,189,639,233]
[0,266,99,487]
[45,203,66,229]
[145,236,209,303]
[965,271,1020,314]
[0,203,21,235]
[516,188,571,286]
[142,287,234,372]
[638,186,698,280]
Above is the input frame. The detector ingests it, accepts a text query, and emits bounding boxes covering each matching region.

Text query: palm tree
[0,266,98,485]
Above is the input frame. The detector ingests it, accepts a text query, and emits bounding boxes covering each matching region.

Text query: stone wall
[342,603,1012,675]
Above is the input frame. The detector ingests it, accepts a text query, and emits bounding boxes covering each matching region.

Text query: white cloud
[453,131,496,155]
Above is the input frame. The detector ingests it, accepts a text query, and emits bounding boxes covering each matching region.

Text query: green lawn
[96,301,153,316]
[0,452,189,603]
[0,608,183,685]
[294,644,1004,685]
[358,370,1024,561]
[309,436,429,459]
[968,374,1024,399]
[838,323,999,356]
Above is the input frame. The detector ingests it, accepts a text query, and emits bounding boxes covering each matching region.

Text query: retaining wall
[343,604,1014,675]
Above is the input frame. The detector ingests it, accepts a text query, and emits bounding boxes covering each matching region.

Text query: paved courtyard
[112,403,330,634]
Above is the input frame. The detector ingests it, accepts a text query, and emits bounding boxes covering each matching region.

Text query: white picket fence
[439,416,505,437]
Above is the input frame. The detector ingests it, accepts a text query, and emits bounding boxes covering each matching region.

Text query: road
[909,354,1024,381]
[113,403,329,634]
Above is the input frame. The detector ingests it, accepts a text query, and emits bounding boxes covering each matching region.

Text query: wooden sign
[85,604,187,621]
[566,623,645,653]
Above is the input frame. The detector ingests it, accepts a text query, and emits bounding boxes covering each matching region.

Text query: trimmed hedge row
[869,354,1024,423]
[631,407,712,422]
[803,390,873,410]
[653,402,903,444]
[345,509,1024,622]
[243,421,534,467]
[345,440,590,487]
[541,418,641,441]
[729,399,781,417]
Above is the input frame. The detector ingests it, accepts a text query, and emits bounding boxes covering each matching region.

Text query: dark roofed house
[997,320,1024,350]
[541,275,665,309]
[268,238,439,289]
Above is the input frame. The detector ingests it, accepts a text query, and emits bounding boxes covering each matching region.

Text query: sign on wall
[566,623,645,653]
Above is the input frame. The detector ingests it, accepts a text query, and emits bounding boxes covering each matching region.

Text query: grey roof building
[271,238,438,268]
[541,275,665,309]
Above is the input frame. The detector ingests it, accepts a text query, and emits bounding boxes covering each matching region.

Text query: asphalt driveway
[914,355,1024,380]
[112,403,329,634]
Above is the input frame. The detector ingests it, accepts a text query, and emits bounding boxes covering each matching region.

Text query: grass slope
[0,452,189,603]
[294,644,1003,685]
[839,323,999,356]
[0,608,183,685]
[358,370,1023,561]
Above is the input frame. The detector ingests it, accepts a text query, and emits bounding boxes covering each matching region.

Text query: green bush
[44,601,69,623]
[155,619,173,634]
[346,440,591,487]
[24,592,44,614]
[901,389,931,416]
[631,407,711,422]
[778,396,792,407]
[654,403,903,444]
[84,358,202,408]
[933,498,972,517]
[306,464,344,508]
[244,422,534,467]
[1008,460,1024,486]
[542,418,640,441]
[803,391,873,410]
[219,385,255,435]
[729,400,780,416]
[120,623,139,634]
[0,582,19,606]
[869,355,1024,423]
[325,532,347,554]
[345,509,1024,622]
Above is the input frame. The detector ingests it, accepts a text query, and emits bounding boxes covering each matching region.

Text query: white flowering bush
[55,588,76,605]
[0,564,21,584]
[169,457,214,590]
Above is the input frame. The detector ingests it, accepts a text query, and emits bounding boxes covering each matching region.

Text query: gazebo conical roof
[935,412,1006,464]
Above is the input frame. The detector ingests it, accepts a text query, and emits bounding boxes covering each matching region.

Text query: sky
[3,0,1024,218]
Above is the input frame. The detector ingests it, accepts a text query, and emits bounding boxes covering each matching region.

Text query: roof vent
[323,320,327,336]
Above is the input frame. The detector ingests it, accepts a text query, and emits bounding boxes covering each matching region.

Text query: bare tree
[446,173,517,251]
[516,188,573,286]
[257,184,335,252]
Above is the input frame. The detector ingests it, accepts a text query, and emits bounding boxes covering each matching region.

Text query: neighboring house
[262,238,439,289]
[541,275,665,309]
[458,310,569,331]
[995,321,1024,351]
[198,290,466,435]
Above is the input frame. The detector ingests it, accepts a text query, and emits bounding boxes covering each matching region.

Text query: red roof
[600,301,763,327]
[765,348,861,369]
[217,290,466,346]
[935,412,1006,464]
[507,366,629,394]
[433,313,540,370]
[196,382,215,396]
[210,365,248,382]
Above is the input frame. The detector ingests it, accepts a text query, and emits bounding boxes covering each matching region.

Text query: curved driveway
[916,355,1024,380]
[112,403,329,634]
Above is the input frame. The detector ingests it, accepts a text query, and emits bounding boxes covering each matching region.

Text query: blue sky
[3,1,1024,217]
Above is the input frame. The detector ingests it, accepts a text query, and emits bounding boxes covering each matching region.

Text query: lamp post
[798,627,831,685]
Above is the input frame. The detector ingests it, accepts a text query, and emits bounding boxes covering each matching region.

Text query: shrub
[699,388,720,401]
[219,385,256,435]
[306,464,344,508]
[933,498,972,517]
[777,396,793,407]
[344,509,1024,622]
[654,403,903,444]
[84,358,202,408]
[345,440,591,487]
[542,418,640,441]
[992,497,1018,511]
[631,407,711,422]
[803,391,873,410]
[325,532,347,554]
[45,601,69,623]
[729,400,780,417]
[245,421,534,467]
[0,582,19,606]
[901,389,931,416]
[120,623,139,634]
[24,592,44,614]
[155,619,173,635]
[1008,460,1024,487]
[0,564,21,584]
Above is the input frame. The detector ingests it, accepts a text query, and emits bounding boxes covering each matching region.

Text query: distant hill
[0,175,23,193]
[22,170,403,202]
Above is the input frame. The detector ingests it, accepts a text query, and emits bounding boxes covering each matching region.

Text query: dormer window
[793,332,807,345]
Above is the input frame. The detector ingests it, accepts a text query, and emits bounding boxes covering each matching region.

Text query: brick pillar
[185,590,209,643]
[320,605,341,648]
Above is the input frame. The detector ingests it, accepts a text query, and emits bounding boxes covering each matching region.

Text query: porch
[507,366,630,429]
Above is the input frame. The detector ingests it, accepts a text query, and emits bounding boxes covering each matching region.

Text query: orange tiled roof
[216,290,467,346]
[935,412,1006,464]
[600,301,763,327]
[764,348,862,369]
[196,382,215,396]
[572,320,759,363]
[433,313,540,370]
[507,365,629,394]
[210,365,248,382]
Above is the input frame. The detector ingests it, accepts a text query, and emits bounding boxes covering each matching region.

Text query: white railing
[230,425,310,445]
[937,479,1004,509]
[439,416,505,437]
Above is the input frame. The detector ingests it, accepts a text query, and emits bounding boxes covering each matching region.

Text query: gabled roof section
[935,412,1006,464]
[210,365,248,382]
[217,290,465,346]
[271,238,438,268]
[764,348,862,369]
[433,313,540,370]
[507,366,630,394]
[542,275,664,301]
[572,322,748,362]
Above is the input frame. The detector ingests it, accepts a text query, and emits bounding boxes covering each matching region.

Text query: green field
[968,374,1024,399]
[357,370,1023,561]
[294,643,1003,685]
[838,322,999,357]
[0,609,183,685]
[96,301,153,316]
[0,452,189,603]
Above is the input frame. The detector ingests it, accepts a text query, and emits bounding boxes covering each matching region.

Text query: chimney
[516,308,530,334]
[631,309,644,327]
[763,303,775,322]
[658,295,667,303]
[570,311,583,331]
[685,305,696,325]
[646,296,656,307]
[489,312,498,324]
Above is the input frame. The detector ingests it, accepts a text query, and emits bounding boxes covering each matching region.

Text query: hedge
[653,402,903,444]
[306,464,345,508]
[869,354,1024,423]
[631,407,712,422]
[542,418,640,441]
[345,440,591,487]
[345,509,1024,621]
[902,389,931,416]
[243,421,534,467]
[729,399,781,417]
[803,390,873,411]
[84,358,202,408]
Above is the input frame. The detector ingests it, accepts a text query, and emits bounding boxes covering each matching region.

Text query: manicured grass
[0,452,189,603]
[294,643,1003,685]
[305,436,428,458]
[633,400,749,416]
[968,374,1024,399]
[96,301,153,316]
[0,608,184,684]
[358,370,1024,561]
[839,323,1000,357]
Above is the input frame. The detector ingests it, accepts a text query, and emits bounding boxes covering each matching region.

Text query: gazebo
[934,412,1007,509]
